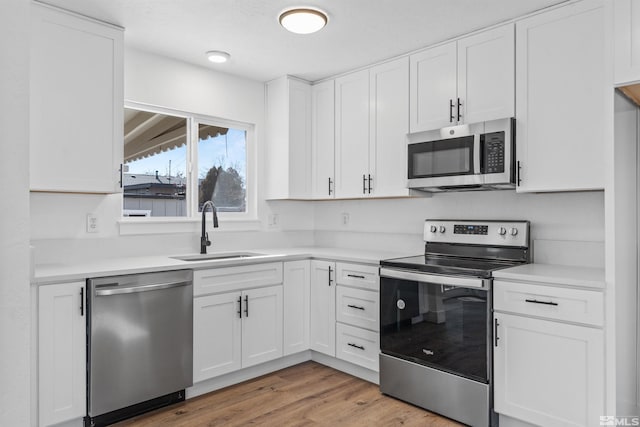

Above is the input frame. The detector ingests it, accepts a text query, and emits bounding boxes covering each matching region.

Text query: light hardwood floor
[114,361,463,426]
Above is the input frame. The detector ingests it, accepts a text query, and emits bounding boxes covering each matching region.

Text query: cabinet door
[515,0,605,192]
[494,313,604,427]
[288,79,312,198]
[369,57,410,197]
[310,260,336,356]
[283,260,310,355]
[409,42,457,132]
[193,292,242,382]
[335,69,370,198]
[614,0,640,85]
[30,4,123,193]
[38,282,86,427]
[311,80,336,199]
[241,285,283,368]
[458,24,514,124]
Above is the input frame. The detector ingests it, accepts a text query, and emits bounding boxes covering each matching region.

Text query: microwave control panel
[481,131,505,174]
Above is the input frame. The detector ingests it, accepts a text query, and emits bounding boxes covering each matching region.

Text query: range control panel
[453,224,489,235]
[424,220,529,247]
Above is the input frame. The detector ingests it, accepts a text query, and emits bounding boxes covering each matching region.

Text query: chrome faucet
[200,200,219,254]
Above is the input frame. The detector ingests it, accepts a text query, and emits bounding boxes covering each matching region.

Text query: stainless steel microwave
[407,117,515,192]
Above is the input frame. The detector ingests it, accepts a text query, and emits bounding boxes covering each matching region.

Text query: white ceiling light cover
[279,8,328,34]
[206,50,230,63]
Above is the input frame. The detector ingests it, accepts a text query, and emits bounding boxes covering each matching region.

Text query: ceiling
[38,0,568,82]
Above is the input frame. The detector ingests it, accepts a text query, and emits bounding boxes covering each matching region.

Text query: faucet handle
[205,232,211,247]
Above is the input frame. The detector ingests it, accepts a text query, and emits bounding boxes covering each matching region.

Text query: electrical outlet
[341,212,350,226]
[268,213,279,229]
[86,213,99,233]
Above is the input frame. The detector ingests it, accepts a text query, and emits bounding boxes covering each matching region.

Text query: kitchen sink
[170,251,266,262]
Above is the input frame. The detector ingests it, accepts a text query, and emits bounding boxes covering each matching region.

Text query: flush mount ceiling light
[279,8,328,34]
[206,50,230,63]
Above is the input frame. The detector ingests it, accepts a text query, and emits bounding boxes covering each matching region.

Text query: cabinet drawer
[336,286,379,331]
[494,280,603,326]
[194,262,283,296]
[335,262,379,291]
[336,323,379,372]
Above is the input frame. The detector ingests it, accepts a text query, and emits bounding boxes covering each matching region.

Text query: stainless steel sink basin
[170,252,266,262]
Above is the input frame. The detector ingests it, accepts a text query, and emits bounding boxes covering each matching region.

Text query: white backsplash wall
[30,192,316,264]
[313,190,605,267]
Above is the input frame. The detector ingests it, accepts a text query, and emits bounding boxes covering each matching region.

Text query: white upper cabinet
[335,69,371,198]
[410,42,457,132]
[515,0,605,192]
[614,0,640,85]
[265,76,312,199]
[410,24,514,133]
[311,80,336,199]
[334,57,410,199]
[457,24,515,124]
[369,57,410,198]
[30,3,123,193]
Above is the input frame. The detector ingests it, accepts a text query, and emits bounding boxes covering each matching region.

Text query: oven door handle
[379,268,488,289]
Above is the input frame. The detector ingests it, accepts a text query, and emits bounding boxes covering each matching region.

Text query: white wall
[0,0,31,425]
[313,190,605,265]
[614,91,639,415]
[30,49,316,264]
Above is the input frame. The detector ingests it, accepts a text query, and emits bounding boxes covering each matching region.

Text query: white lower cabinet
[38,281,86,427]
[310,260,336,356]
[193,291,242,381]
[193,285,283,383]
[493,280,605,427]
[336,323,379,371]
[335,262,380,371]
[283,260,311,355]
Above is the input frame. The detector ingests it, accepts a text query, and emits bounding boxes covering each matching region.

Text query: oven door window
[408,136,474,178]
[380,277,489,383]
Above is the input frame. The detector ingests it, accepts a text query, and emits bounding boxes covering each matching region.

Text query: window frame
[120,101,257,233]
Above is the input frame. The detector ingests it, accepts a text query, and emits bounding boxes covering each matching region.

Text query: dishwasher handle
[95,280,191,296]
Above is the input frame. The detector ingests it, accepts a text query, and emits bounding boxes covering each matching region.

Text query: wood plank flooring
[114,362,463,426]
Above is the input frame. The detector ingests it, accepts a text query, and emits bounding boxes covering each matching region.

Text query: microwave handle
[473,134,481,174]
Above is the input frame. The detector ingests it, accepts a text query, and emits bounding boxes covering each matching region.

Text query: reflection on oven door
[380,277,489,383]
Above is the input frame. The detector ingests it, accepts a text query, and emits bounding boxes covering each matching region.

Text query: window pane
[123,108,188,217]
[197,125,247,213]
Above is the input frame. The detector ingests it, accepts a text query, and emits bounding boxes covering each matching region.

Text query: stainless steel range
[379,219,530,427]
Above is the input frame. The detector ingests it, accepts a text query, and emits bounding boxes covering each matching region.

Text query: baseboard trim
[186,351,311,398]
[186,350,380,400]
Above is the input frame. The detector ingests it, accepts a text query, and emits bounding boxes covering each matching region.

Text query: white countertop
[33,247,411,285]
[493,263,605,290]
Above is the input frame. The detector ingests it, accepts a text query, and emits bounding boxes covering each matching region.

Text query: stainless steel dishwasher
[85,269,193,427]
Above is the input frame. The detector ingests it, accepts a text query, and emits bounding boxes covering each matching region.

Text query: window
[123,105,253,220]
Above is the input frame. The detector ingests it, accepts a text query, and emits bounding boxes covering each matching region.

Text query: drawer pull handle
[347,304,365,311]
[347,274,366,279]
[525,298,558,306]
[348,343,365,351]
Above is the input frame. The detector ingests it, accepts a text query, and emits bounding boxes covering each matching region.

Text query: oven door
[379,268,491,383]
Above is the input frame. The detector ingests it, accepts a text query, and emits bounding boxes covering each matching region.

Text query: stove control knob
[430,225,437,233]
[439,226,446,233]
[510,228,518,236]
[498,227,507,236]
